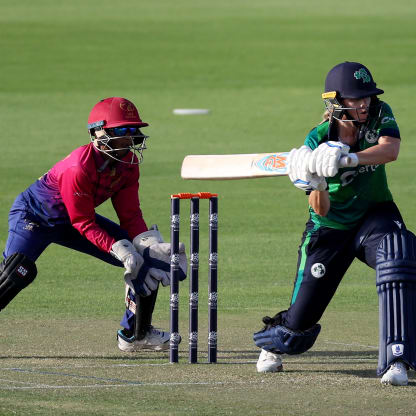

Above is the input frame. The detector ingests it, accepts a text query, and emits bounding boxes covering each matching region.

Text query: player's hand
[132,224,164,251]
[111,239,157,297]
[287,146,327,192]
[133,227,187,287]
[308,174,327,192]
[111,239,144,275]
[124,265,159,297]
[308,141,350,177]
[147,242,188,286]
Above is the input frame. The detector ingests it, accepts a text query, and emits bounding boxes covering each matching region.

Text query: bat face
[181,151,352,180]
[181,152,289,180]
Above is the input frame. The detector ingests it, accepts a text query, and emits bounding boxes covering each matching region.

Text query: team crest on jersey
[311,263,326,278]
[354,68,371,83]
[365,129,378,144]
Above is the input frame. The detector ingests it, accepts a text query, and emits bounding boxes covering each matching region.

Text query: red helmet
[87,97,149,130]
[87,97,149,165]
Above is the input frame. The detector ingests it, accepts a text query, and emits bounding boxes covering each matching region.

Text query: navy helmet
[325,61,384,99]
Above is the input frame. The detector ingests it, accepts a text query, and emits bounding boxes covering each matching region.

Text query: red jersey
[24,144,147,252]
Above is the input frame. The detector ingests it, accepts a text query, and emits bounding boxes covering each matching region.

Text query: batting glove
[308,141,350,178]
[287,146,327,192]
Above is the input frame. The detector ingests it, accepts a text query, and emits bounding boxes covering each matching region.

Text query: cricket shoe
[256,349,283,373]
[381,360,408,386]
[117,326,172,352]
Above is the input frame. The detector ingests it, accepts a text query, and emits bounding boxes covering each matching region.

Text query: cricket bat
[181,152,353,180]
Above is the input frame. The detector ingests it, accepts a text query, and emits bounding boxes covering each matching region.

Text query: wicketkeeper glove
[145,243,187,286]
[111,239,155,297]
[287,146,327,192]
[133,225,164,248]
[133,225,187,287]
[111,239,144,275]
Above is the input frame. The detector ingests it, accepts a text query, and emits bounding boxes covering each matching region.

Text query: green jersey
[304,101,400,230]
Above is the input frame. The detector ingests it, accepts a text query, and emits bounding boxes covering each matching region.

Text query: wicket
[170,192,218,364]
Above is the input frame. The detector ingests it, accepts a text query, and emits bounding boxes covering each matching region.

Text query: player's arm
[355,136,400,165]
[111,169,147,239]
[308,189,330,217]
[59,166,116,252]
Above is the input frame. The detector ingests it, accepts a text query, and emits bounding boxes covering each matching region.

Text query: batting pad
[376,230,416,375]
[253,323,321,355]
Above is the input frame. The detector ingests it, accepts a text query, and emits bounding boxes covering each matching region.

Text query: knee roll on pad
[0,253,37,311]
[253,323,321,355]
[376,230,416,375]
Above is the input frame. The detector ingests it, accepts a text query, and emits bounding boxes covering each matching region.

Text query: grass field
[1,0,416,414]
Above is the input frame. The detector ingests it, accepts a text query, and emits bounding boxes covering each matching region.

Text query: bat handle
[339,154,357,168]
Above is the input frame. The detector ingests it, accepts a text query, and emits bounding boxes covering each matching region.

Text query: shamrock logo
[311,263,326,278]
[354,68,371,83]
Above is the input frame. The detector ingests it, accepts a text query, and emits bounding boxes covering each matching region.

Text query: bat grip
[339,154,357,168]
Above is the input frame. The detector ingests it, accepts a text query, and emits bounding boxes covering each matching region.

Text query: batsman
[0,97,187,352]
[254,62,416,386]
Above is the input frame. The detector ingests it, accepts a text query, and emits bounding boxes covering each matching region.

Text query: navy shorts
[4,193,129,264]
[282,201,404,330]
[3,192,136,330]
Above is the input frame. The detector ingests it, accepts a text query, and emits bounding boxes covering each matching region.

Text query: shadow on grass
[0,349,378,362]
[325,369,415,383]
[320,368,378,379]
[219,349,378,360]
[5,351,414,384]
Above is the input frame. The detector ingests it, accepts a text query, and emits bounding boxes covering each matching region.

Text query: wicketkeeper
[253,62,416,386]
[0,97,187,352]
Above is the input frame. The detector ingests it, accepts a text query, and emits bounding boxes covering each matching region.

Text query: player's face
[341,97,371,123]
[93,125,148,164]
[107,127,139,158]
[110,136,132,150]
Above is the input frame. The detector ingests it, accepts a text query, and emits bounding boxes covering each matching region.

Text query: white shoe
[117,326,171,352]
[256,349,283,373]
[381,360,408,386]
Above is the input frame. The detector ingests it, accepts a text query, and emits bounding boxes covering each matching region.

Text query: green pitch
[1,0,416,414]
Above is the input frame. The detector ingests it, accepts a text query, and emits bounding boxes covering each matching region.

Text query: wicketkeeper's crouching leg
[377,230,416,385]
[117,226,187,352]
[118,286,172,351]
[0,253,37,311]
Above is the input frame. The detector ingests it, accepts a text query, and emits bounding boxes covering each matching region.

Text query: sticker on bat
[255,153,288,172]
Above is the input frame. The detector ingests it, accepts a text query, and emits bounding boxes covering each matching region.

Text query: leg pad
[376,230,416,375]
[253,323,321,355]
[0,253,37,311]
